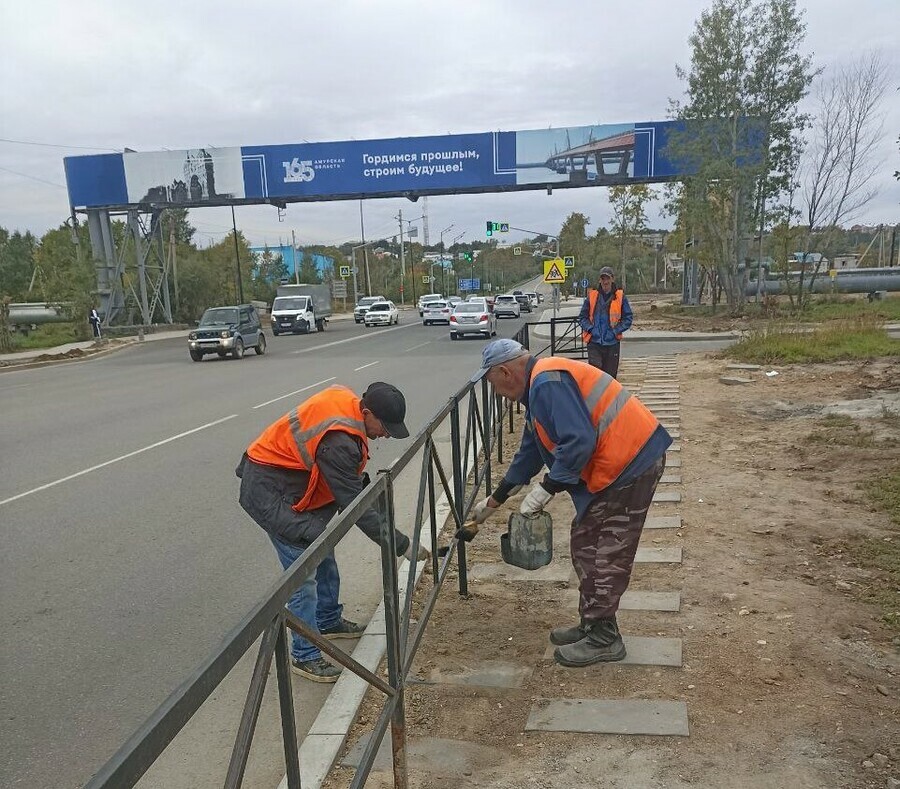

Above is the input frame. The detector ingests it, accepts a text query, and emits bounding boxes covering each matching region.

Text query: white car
[418,293,443,317]
[493,294,521,318]
[364,301,400,326]
[354,295,386,324]
[450,302,497,340]
[525,292,539,308]
[422,300,452,325]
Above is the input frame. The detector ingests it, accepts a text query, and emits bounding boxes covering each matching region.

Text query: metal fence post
[377,474,408,789]
[449,397,468,596]
[550,318,557,355]
[481,377,492,493]
[274,620,301,789]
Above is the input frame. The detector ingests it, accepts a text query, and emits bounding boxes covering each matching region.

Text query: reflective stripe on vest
[247,385,368,511]
[529,357,657,492]
[582,288,624,344]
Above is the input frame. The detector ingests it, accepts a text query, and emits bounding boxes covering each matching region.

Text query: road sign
[581,278,589,288]
[458,278,481,291]
[339,265,351,278]
[332,280,347,297]
[543,258,566,284]
[514,246,521,256]
[422,275,430,284]
[564,256,575,268]
[499,223,509,233]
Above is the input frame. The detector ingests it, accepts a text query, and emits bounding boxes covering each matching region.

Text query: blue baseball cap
[471,339,528,382]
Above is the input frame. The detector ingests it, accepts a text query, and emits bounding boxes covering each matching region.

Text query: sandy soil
[325,352,900,789]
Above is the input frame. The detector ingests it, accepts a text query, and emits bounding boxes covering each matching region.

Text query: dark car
[513,294,533,313]
[188,304,266,361]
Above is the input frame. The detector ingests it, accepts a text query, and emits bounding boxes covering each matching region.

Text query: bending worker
[578,266,632,378]
[236,382,428,682]
[472,340,670,667]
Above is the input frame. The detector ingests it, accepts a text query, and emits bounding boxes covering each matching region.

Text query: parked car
[417,293,443,317]
[188,304,266,361]
[493,294,521,319]
[513,293,533,313]
[422,299,452,325]
[354,295,386,324]
[364,300,400,326]
[450,302,497,340]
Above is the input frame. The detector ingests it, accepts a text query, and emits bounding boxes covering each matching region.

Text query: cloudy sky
[1,0,897,250]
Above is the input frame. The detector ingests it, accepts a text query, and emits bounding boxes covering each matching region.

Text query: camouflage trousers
[570,454,666,621]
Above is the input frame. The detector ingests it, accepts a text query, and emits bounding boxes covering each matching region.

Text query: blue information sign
[581,278,589,288]
[458,278,481,291]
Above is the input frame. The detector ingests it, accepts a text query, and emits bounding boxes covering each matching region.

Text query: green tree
[35,223,95,338]
[608,186,652,291]
[668,0,815,312]
[0,227,37,300]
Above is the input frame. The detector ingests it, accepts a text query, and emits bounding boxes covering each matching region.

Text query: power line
[0,137,121,152]
[0,165,67,189]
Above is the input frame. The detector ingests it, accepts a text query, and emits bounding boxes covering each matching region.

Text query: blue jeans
[270,537,343,662]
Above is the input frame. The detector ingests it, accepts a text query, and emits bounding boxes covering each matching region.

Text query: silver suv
[493,294,521,319]
[354,295,386,324]
[188,304,266,361]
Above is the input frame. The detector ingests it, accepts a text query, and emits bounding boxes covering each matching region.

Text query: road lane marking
[252,377,336,409]
[403,341,431,353]
[0,414,239,508]
[354,361,380,372]
[292,322,414,355]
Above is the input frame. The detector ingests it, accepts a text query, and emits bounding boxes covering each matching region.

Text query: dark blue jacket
[578,288,633,346]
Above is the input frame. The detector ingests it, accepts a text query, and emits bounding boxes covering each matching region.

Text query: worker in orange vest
[472,340,670,667]
[577,266,633,378]
[236,382,428,682]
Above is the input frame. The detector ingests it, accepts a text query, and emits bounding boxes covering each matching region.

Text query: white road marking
[0,414,239,508]
[403,341,431,353]
[291,322,414,355]
[354,361,380,371]
[252,377,336,409]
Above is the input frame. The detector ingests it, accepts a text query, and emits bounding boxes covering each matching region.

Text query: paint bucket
[500,510,553,570]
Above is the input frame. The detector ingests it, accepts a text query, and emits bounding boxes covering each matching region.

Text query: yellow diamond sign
[543,258,566,284]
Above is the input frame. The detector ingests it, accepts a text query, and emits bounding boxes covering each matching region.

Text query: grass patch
[799,295,900,323]
[845,537,900,631]
[724,319,900,364]
[865,467,900,527]
[7,323,83,350]
[804,415,879,448]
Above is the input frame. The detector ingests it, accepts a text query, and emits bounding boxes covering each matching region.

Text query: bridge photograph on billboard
[63,120,683,211]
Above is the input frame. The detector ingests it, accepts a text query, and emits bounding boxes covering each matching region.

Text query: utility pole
[440,224,454,298]
[360,200,372,296]
[292,229,299,285]
[398,209,406,306]
[231,206,244,303]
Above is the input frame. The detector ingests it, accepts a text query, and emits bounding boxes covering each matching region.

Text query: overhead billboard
[64,121,693,210]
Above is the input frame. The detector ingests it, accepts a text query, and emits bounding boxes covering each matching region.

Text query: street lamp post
[350,240,375,304]
[439,224,454,297]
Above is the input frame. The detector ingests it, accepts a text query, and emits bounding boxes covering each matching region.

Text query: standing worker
[578,266,632,379]
[471,340,670,667]
[236,382,428,682]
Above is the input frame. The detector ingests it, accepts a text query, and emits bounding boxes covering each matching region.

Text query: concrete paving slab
[412,660,532,689]
[469,561,571,583]
[526,699,689,736]
[542,636,682,666]
[666,431,681,439]
[659,475,682,484]
[726,363,761,371]
[644,515,681,529]
[635,545,683,563]
[668,444,681,452]
[665,456,681,468]
[652,490,682,503]
[559,589,681,612]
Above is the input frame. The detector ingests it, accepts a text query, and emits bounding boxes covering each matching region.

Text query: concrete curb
[0,339,142,372]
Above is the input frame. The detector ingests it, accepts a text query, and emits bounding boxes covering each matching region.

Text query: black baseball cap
[362,382,410,439]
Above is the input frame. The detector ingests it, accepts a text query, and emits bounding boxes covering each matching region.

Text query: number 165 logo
[282,158,315,183]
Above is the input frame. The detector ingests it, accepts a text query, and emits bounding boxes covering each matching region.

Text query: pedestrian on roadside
[471,339,670,667]
[89,307,102,339]
[577,266,632,379]
[236,382,429,682]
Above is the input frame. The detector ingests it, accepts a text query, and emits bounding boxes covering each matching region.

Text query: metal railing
[515,316,585,359]
[84,376,519,789]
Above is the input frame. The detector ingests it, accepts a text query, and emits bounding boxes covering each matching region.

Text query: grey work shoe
[553,618,626,667]
[549,622,588,646]
[291,657,342,683]
[320,617,365,639]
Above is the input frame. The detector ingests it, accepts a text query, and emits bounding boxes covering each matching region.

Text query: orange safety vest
[581,288,624,344]
[529,357,658,493]
[247,385,368,512]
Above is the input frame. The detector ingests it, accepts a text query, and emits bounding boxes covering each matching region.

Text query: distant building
[789,252,829,270]
[831,254,859,270]
[249,245,334,279]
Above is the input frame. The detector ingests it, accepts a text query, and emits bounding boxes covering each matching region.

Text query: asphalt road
[0,289,733,789]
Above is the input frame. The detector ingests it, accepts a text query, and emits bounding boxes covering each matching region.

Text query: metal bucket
[500,511,553,570]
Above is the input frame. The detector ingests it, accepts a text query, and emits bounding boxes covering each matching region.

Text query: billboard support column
[129,210,151,325]
[231,206,245,303]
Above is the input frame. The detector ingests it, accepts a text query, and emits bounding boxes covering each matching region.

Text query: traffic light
[486,221,495,237]
[463,251,473,262]
[485,221,506,237]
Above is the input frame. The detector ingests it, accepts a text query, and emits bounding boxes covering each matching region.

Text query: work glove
[404,542,430,562]
[473,497,497,524]
[519,482,553,516]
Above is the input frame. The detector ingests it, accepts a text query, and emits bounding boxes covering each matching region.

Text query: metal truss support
[85,208,174,326]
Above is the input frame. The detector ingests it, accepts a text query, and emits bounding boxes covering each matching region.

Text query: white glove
[473,497,497,524]
[520,482,553,516]
[404,542,430,562]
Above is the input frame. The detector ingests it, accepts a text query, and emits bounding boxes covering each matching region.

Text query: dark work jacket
[236,431,410,555]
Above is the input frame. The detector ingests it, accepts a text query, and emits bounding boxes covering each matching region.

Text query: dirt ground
[325,351,900,789]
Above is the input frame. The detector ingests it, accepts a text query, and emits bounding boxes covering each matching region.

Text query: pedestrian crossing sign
[339,265,351,278]
[543,258,566,284]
